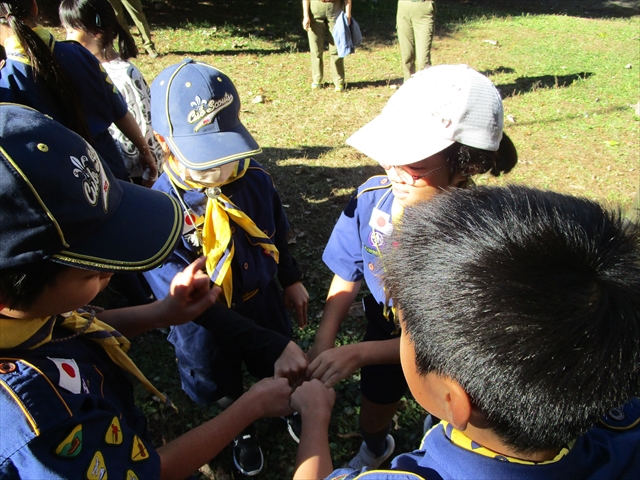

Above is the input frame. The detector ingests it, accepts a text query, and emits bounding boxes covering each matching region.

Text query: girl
[306,64,518,469]
[60,0,163,182]
[0,0,156,183]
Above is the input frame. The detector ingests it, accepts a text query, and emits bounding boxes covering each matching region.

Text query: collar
[4,26,55,62]
[440,421,575,465]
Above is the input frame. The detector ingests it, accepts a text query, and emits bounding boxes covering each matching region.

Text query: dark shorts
[169,279,292,403]
[360,294,408,405]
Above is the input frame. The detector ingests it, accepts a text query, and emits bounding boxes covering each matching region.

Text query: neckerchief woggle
[165,156,279,307]
[0,309,176,411]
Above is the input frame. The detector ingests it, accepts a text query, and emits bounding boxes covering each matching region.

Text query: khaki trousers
[397,0,436,81]
[307,1,345,87]
[108,0,155,50]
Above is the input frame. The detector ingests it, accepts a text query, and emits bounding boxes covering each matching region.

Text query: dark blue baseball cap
[151,59,261,170]
[0,103,183,272]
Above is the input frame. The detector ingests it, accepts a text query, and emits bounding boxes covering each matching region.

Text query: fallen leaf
[483,39,499,46]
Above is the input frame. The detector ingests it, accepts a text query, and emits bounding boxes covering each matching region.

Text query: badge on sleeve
[131,435,150,462]
[86,451,108,480]
[48,357,81,394]
[56,424,83,458]
[104,416,123,445]
[369,207,393,236]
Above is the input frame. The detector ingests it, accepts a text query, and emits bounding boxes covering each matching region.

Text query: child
[305,64,517,469]
[0,103,295,479]
[59,0,164,182]
[0,0,157,183]
[293,185,640,479]
[142,59,309,476]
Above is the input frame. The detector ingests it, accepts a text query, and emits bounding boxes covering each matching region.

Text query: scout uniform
[327,399,640,479]
[0,27,130,180]
[323,175,407,405]
[145,159,302,402]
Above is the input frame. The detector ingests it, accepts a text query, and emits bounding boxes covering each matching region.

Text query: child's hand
[283,281,309,328]
[245,377,294,418]
[306,344,361,388]
[163,257,219,324]
[291,379,335,418]
[274,341,309,386]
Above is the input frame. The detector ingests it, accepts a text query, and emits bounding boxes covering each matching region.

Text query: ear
[441,377,472,431]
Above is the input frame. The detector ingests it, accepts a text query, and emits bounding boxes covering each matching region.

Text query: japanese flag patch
[48,357,81,394]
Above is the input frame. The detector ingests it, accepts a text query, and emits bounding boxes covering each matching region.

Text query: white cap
[346,65,505,166]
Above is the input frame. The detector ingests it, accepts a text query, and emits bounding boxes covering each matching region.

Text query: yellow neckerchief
[165,156,279,307]
[0,309,176,411]
[440,421,575,465]
[4,26,55,63]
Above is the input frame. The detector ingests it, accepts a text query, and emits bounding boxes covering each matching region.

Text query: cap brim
[52,182,183,272]
[346,113,454,166]
[168,123,262,170]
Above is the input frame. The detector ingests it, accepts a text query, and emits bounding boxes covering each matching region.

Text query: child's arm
[157,377,294,480]
[98,257,219,336]
[283,281,309,328]
[307,275,362,363]
[291,379,336,480]
[114,111,158,186]
[308,337,401,388]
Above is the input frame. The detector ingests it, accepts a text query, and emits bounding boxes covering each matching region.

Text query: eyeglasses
[380,163,448,186]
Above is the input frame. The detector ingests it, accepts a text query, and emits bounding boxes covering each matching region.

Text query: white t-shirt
[103,58,164,178]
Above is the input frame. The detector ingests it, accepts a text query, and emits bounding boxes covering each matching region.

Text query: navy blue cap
[151,59,261,170]
[0,103,183,272]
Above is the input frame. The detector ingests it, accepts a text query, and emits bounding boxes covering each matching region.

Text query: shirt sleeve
[322,193,365,282]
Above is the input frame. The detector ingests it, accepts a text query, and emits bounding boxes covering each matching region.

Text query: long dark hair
[0,0,92,141]
[59,0,138,60]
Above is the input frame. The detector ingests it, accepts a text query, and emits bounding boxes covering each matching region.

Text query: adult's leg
[107,0,130,36]
[397,0,416,81]
[413,1,436,73]
[308,1,328,85]
[327,1,345,89]
[119,0,156,50]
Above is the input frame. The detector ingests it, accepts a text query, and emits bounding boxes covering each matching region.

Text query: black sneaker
[232,427,264,476]
[283,412,302,443]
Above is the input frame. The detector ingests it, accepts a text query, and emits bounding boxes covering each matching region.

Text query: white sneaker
[347,434,395,470]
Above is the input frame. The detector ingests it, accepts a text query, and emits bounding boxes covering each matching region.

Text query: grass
[76,0,640,478]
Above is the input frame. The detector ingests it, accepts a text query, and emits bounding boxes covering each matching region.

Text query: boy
[143,59,309,475]
[0,103,295,478]
[292,185,640,479]
[305,64,517,469]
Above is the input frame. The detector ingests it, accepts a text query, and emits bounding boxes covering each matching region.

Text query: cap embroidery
[70,148,110,213]
[188,93,234,132]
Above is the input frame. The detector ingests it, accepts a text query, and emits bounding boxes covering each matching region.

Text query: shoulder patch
[130,435,150,462]
[356,175,392,199]
[86,450,108,480]
[599,398,640,431]
[104,416,123,446]
[55,424,83,458]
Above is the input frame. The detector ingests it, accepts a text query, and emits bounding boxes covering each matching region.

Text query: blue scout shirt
[323,175,394,306]
[328,400,640,479]
[0,28,129,180]
[0,320,160,478]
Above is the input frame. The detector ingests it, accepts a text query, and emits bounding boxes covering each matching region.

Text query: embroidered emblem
[48,357,81,394]
[104,416,123,445]
[71,147,110,213]
[131,435,149,462]
[188,93,233,132]
[369,231,385,248]
[368,207,393,236]
[86,451,108,480]
[56,424,83,458]
[125,470,140,480]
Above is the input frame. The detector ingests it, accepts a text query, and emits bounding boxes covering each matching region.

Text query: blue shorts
[360,294,408,405]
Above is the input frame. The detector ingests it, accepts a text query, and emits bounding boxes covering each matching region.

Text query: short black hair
[382,185,640,453]
[0,261,70,310]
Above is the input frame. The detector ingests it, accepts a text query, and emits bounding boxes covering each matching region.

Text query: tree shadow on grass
[496,72,595,98]
[347,78,404,90]
[167,47,289,57]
